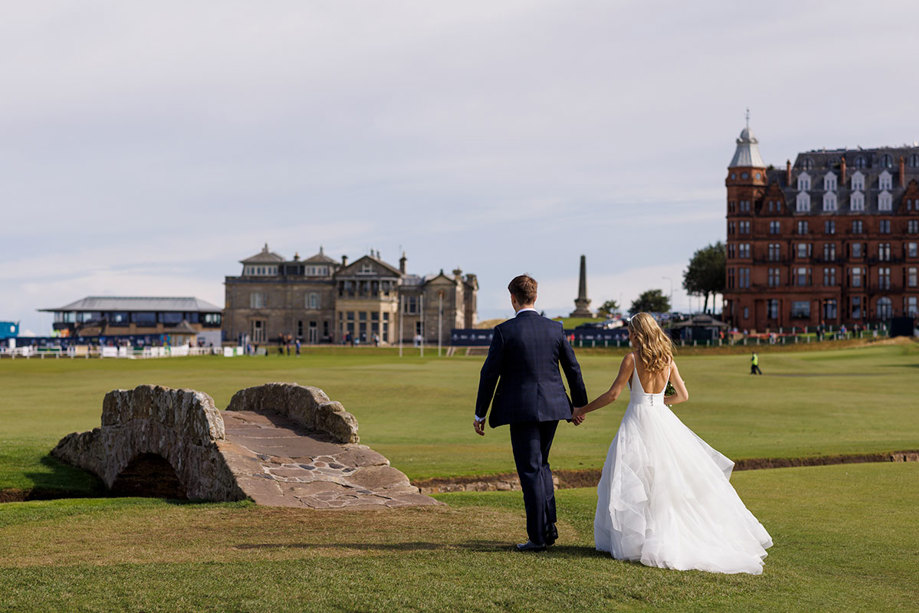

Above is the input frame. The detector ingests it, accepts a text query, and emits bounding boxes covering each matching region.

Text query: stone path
[220,410,440,509]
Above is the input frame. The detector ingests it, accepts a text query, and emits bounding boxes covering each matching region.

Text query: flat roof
[39,296,223,313]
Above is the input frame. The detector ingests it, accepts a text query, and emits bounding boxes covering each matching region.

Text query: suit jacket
[475,310,588,428]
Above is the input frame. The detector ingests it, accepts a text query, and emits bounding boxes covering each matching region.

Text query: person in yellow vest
[750,352,762,375]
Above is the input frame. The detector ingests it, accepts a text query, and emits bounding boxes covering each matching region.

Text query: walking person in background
[750,351,762,375]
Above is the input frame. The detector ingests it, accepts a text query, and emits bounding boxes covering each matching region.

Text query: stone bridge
[52,383,439,509]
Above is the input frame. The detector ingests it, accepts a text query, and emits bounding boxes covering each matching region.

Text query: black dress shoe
[516,541,547,552]
[544,524,558,546]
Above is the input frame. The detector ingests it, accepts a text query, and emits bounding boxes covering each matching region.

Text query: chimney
[399,252,406,275]
[786,160,792,185]
[900,156,906,187]
[840,157,847,185]
[341,255,348,267]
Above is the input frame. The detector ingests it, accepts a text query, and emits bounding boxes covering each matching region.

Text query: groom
[474,274,588,552]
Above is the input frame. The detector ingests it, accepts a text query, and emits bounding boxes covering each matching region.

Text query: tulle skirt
[594,401,773,574]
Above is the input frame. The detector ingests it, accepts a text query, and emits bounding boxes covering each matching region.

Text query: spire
[729,111,765,168]
[570,255,593,317]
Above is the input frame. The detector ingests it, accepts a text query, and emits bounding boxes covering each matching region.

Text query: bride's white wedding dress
[594,357,773,574]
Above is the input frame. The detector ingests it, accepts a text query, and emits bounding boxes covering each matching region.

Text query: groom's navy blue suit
[475,310,588,545]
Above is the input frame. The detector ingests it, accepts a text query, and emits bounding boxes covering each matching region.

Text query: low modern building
[39,297,223,346]
[222,245,478,345]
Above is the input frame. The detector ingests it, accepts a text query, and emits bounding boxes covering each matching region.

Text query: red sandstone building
[723,121,919,331]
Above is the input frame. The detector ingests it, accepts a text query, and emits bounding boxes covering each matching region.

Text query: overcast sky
[4,1,919,334]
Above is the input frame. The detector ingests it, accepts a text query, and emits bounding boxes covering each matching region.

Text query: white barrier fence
[1,345,245,359]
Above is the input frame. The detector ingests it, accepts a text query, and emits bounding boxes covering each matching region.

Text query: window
[796,192,811,212]
[880,154,894,169]
[824,172,837,191]
[855,156,867,169]
[824,220,836,234]
[769,221,781,234]
[796,267,810,286]
[109,312,129,326]
[908,242,918,258]
[802,158,815,171]
[250,292,265,309]
[403,295,419,314]
[768,243,781,261]
[307,292,320,309]
[851,219,863,234]
[796,243,811,258]
[739,221,751,234]
[850,191,865,211]
[823,299,837,320]
[739,200,751,212]
[851,242,863,258]
[851,296,862,319]
[767,299,779,320]
[851,267,863,288]
[768,268,781,287]
[743,306,749,320]
[739,268,750,289]
[823,243,836,261]
[879,191,892,211]
[910,154,919,168]
[360,263,374,274]
[728,201,736,212]
[877,296,892,319]
[879,170,893,190]
[908,267,918,288]
[823,192,837,211]
[727,268,735,289]
[728,244,735,258]
[728,221,736,235]
[797,220,809,235]
[908,220,918,234]
[792,301,811,318]
[879,219,891,234]
[738,243,750,258]
[906,296,918,317]
[879,267,891,290]
[823,267,837,286]
[879,243,891,261]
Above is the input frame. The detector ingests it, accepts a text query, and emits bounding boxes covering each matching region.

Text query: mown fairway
[0,463,916,611]
[1,341,917,489]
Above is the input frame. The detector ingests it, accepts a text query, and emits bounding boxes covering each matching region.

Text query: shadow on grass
[0,455,106,502]
[233,541,606,557]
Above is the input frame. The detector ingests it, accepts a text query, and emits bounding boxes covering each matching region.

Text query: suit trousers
[509,420,559,545]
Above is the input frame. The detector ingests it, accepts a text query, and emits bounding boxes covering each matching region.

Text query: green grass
[1,342,918,493]
[0,463,915,611]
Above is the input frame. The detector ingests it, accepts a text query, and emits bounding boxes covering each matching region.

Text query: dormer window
[855,156,867,169]
[879,170,892,190]
[910,154,919,168]
[797,172,811,191]
[879,191,892,211]
[796,192,811,212]
[850,191,865,211]
[801,158,815,170]
[879,153,894,168]
[360,263,374,274]
[823,192,837,211]
[851,171,865,191]
[824,172,837,192]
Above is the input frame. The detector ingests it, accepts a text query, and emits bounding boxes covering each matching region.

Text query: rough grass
[0,463,915,611]
[1,342,918,493]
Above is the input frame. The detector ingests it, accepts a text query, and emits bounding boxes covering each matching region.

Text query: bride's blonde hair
[628,312,674,373]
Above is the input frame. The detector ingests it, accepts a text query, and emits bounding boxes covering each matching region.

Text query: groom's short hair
[508,275,538,304]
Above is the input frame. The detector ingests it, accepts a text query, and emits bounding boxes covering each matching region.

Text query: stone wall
[51,385,246,501]
[225,383,359,444]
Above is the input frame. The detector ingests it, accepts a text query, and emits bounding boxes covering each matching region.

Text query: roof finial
[745,107,750,130]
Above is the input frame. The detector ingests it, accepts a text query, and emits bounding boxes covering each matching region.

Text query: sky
[4,1,919,335]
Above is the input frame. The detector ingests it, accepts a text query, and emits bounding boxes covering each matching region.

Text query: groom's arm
[559,335,588,408]
[474,327,504,431]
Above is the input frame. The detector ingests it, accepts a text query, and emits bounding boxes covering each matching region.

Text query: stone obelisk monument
[570,255,593,317]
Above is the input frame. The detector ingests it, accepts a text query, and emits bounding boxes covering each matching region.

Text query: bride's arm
[664,361,689,406]
[573,353,633,418]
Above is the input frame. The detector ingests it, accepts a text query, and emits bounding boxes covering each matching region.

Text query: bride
[573,313,772,575]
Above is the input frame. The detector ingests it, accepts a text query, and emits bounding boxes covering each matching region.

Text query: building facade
[723,122,919,331]
[222,245,478,345]
[38,297,223,345]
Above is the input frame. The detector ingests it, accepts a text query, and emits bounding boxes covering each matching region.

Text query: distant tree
[629,289,671,314]
[597,299,620,318]
[682,241,726,313]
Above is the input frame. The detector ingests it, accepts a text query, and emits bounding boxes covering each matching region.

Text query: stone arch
[52,385,245,501]
[110,453,187,499]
